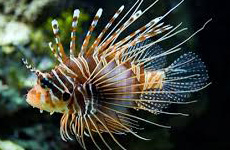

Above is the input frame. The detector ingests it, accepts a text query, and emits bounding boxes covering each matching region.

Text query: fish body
[24,0,210,149]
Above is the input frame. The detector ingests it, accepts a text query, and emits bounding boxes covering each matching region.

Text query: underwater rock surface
[0,20,31,46]
[0,140,24,150]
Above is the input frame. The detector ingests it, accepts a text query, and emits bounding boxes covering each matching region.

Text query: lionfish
[23,0,211,149]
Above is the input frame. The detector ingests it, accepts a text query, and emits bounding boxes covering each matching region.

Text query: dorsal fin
[88,5,125,56]
[51,19,67,61]
[79,8,103,56]
[70,9,80,57]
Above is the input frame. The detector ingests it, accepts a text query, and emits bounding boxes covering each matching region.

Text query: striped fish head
[26,72,71,114]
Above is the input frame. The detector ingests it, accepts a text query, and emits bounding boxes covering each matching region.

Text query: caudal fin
[139,52,209,114]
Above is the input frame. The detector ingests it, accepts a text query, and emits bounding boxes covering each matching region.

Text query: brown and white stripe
[79,8,103,56]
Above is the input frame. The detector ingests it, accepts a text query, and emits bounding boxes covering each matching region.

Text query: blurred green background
[0,0,228,150]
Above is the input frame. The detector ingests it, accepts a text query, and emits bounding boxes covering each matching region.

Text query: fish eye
[63,92,70,101]
[40,78,53,89]
[40,78,48,88]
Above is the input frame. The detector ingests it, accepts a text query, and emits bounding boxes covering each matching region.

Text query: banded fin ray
[121,39,167,70]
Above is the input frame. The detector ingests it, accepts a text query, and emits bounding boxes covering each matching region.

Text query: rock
[0,18,31,46]
[0,0,57,22]
[0,140,24,150]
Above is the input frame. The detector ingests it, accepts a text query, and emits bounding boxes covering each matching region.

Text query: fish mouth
[26,85,51,111]
[26,84,68,114]
[26,85,42,109]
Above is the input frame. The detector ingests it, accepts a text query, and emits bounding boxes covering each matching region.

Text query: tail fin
[164,52,209,95]
[139,52,209,114]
